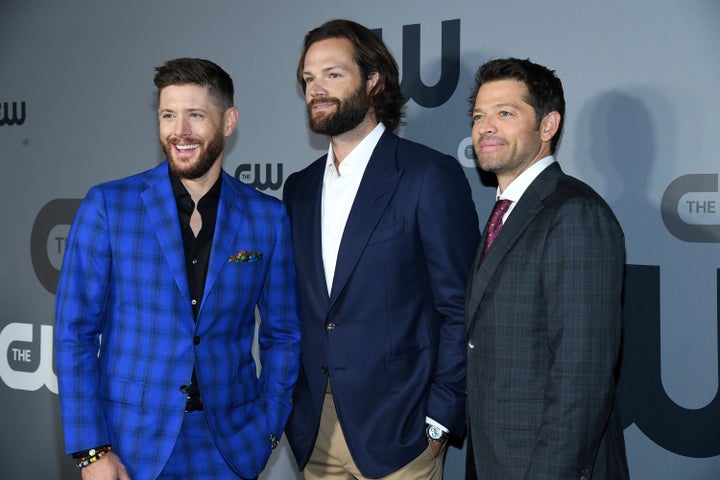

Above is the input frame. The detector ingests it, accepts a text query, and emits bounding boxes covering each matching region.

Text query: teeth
[176,144,199,150]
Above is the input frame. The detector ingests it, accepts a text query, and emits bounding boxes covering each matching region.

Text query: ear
[366,71,381,96]
[223,106,239,137]
[540,111,561,142]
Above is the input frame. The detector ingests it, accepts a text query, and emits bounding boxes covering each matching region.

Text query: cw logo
[375,19,460,108]
[0,323,57,393]
[0,101,26,126]
[234,163,284,191]
[661,173,720,242]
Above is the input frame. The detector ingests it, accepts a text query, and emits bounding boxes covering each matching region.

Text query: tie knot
[491,199,512,217]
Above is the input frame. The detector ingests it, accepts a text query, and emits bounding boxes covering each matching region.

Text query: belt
[184,395,204,412]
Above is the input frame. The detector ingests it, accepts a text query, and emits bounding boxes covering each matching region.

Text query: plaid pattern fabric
[55,162,300,480]
[466,163,629,479]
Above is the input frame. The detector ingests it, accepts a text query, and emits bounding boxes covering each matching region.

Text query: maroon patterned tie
[481,199,512,261]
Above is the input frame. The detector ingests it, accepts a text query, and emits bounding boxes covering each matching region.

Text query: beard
[307,83,372,137]
[162,128,225,180]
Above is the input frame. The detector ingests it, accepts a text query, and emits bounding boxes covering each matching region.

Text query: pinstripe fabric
[466,163,629,479]
[55,161,301,480]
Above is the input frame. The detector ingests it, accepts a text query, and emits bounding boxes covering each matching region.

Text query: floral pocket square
[228,250,264,263]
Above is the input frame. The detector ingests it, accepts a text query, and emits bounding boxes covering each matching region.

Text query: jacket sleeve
[525,197,625,478]
[255,200,302,441]
[418,156,480,437]
[55,186,112,454]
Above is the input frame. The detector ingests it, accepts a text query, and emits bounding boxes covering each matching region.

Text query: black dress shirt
[170,173,221,405]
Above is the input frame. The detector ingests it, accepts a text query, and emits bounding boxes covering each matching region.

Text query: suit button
[326,322,336,331]
[179,385,188,394]
[321,365,328,374]
[193,336,200,345]
[468,339,475,349]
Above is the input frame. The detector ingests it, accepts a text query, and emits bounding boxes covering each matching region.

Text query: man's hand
[429,439,446,458]
[80,451,131,480]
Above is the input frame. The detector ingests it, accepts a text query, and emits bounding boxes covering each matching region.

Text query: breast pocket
[367,218,405,245]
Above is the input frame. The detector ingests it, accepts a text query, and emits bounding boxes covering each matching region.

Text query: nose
[308,78,327,99]
[174,116,191,137]
[474,117,496,135]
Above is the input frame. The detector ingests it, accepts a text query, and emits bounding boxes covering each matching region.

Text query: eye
[499,111,512,117]
[160,112,174,120]
[303,76,314,85]
[472,114,483,122]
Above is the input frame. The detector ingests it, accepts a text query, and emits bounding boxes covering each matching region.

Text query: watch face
[428,424,443,440]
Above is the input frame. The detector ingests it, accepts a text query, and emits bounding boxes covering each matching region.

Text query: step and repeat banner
[2,0,719,478]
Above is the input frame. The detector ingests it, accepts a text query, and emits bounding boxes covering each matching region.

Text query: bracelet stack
[75,446,112,470]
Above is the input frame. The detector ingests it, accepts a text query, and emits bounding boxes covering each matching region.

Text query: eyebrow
[473,102,521,113]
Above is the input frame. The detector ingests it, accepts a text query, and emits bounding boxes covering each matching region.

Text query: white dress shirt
[321,123,386,294]
[497,156,556,222]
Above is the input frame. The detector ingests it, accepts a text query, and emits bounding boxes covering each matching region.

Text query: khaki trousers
[302,389,446,480]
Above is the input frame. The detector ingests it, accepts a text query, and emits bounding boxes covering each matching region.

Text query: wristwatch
[426,423,448,443]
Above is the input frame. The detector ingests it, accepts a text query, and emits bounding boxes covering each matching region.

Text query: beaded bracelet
[76,446,112,469]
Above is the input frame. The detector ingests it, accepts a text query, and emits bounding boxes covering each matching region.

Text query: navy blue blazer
[283,130,479,477]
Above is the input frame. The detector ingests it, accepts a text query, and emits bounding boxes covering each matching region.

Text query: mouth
[175,144,199,151]
[309,99,338,113]
[476,138,505,152]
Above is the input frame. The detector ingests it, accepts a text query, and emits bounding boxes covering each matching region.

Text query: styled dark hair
[153,58,234,110]
[469,58,565,153]
[297,19,405,132]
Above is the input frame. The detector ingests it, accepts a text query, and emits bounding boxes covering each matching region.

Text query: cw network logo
[0,322,57,393]
[0,100,26,126]
[235,163,284,191]
[662,173,720,242]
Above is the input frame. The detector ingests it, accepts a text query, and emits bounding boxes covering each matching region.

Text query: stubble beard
[163,129,225,180]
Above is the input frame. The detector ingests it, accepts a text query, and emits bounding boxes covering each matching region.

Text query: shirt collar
[325,123,386,177]
[170,171,222,210]
[497,155,555,202]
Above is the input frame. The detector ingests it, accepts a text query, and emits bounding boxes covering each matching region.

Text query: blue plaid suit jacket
[466,162,629,479]
[55,161,301,479]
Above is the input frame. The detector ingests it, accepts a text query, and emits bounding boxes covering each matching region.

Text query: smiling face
[301,37,378,138]
[158,84,237,180]
[471,79,559,191]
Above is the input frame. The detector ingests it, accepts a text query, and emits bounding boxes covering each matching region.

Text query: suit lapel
[203,171,247,308]
[467,163,563,335]
[141,162,191,301]
[293,159,332,310]
[330,132,402,304]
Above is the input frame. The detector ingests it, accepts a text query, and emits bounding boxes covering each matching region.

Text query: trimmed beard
[163,128,225,180]
[307,83,371,137]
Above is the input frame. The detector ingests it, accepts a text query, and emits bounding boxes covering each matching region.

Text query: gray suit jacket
[465,162,630,479]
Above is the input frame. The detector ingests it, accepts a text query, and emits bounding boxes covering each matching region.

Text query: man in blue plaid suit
[465,58,629,479]
[55,58,301,479]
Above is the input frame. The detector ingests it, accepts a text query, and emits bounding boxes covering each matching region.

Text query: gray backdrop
[2,0,719,478]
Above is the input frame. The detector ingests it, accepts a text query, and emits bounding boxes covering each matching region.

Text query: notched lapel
[467,165,563,335]
[203,173,248,309]
[141,166,191,301]
[330,141,402,303]
[291,161,331,310]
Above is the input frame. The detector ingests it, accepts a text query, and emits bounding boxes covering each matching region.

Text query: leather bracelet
[76,446,112,469]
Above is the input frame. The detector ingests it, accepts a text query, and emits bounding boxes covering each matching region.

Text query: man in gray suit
[465,58,630,479]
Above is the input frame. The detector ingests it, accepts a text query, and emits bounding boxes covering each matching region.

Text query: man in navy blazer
[283,20,479,479]
[465,58,629,479]
[55,58,301,479]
